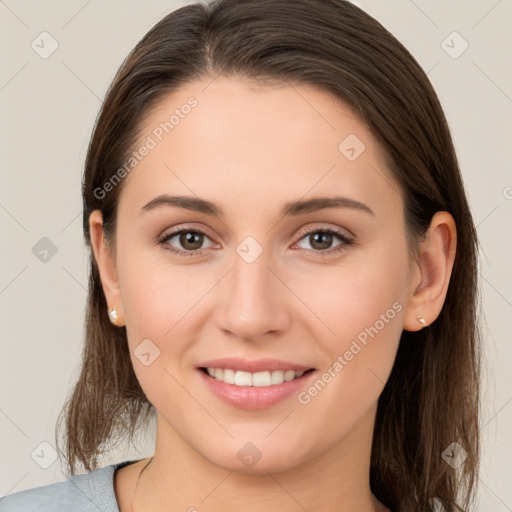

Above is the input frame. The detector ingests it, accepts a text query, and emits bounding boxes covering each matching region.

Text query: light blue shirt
[0,460,138,511]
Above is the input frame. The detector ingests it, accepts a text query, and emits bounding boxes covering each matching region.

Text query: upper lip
[199,358,314,373]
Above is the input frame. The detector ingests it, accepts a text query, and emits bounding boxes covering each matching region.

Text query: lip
[199,357,314,373]
[197,367,317,410]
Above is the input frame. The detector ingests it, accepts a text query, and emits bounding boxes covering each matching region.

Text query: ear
[89,210,125,327]
[403,211,457,331]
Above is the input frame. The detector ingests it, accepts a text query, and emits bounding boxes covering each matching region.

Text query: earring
[416,314,426,325]
[108,307,118,325]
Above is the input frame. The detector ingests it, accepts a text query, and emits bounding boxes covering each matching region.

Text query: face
[102,77,416,473]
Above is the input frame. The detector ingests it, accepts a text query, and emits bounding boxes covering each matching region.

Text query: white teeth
[252,371,271,387]
[271,370,283,385]
[284,370,296,381]
[223,368,236,384]
[205,368,309,387]
[234,370,252,386]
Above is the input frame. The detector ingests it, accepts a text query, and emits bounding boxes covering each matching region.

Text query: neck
[132,405,385,512]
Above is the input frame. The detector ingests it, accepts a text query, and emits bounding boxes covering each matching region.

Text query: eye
[293,227,354,256]
[159,228,218,257]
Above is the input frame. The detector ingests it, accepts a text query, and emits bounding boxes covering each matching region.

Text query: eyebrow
[139,194,375,218]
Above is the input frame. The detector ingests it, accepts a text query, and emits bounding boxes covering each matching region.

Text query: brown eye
[295,228,354,254]
[308,232,335,251]
[178,231,204,251]
[159,229,217,257]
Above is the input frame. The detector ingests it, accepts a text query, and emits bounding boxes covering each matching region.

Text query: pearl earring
[416,314,426,325]
[108,307,118,325]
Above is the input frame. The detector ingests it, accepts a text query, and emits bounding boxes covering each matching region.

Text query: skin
[89,76,457,512]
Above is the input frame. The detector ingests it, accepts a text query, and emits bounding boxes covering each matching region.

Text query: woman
[1,0,481,511]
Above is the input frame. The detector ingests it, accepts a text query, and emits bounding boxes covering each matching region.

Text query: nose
[213,245,291,342]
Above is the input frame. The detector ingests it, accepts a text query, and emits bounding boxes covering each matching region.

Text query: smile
[201,367,314,387]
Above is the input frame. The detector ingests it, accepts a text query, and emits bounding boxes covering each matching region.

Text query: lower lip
[197,369,316,410]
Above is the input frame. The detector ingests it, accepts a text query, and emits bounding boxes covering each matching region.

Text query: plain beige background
[0,0,510,509]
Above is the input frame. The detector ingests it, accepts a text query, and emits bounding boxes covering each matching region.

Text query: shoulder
[0,461,134,512]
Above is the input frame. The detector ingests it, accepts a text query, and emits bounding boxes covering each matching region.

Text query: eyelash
[158,225,354,258]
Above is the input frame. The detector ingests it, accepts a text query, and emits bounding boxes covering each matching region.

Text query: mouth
[196,357,317,409]
[199,367,316,387]
[198,366,316,409]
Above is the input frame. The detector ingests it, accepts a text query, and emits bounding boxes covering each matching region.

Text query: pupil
[181,231,202,250]
[312,232,332,250]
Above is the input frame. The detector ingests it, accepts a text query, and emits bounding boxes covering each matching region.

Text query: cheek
[297,241,407,341]
[116,245,219,369]
[293,242,408,397]
[291,284,404,445]
[117,240,194,332]
[116,248,202,403]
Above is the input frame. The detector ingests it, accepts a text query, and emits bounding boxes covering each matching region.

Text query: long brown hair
[55,1,482,510]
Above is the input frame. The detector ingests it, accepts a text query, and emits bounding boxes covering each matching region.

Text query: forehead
[118,76,402,221]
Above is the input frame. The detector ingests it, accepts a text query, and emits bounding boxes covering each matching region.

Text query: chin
[199,438,309,475]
